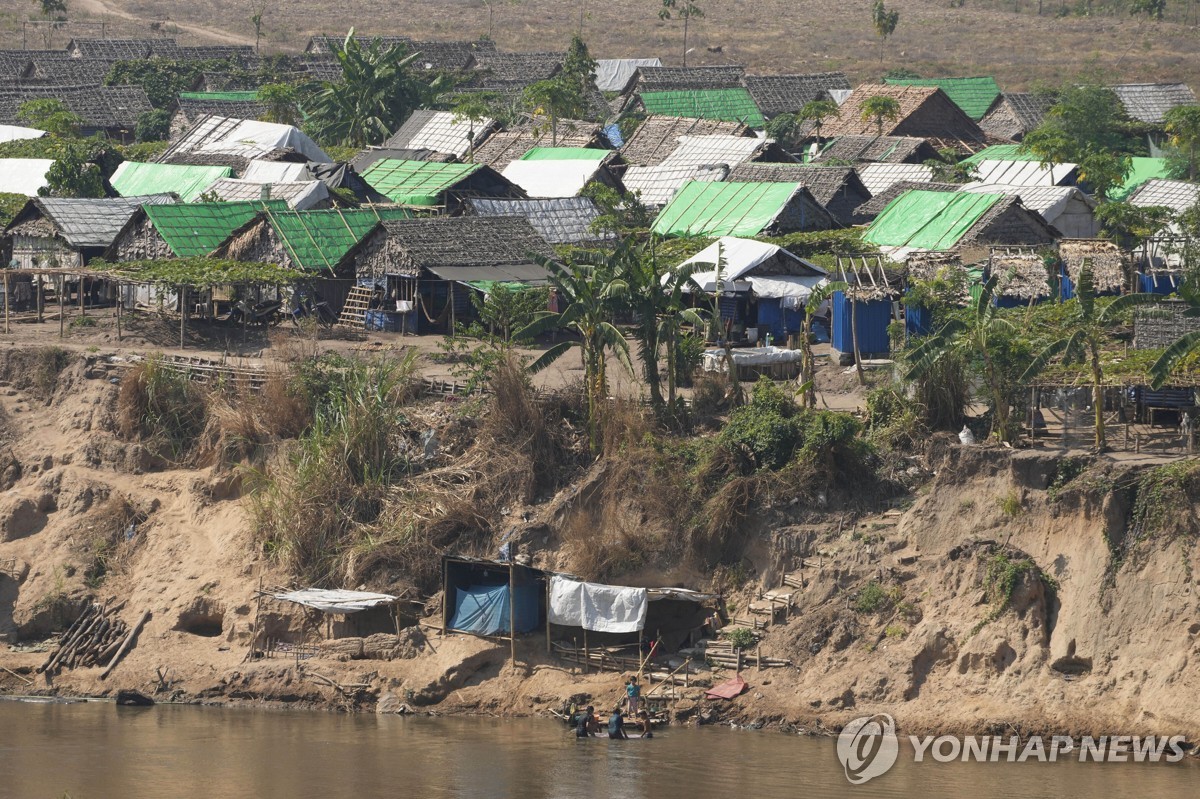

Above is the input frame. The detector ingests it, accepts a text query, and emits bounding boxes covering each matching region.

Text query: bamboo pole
[179,285,186,350]
[79,275,85,318]
[36,275,42,323]
[509,562,517,672]
[116,289,122,341]
[58,276,64,338]
[545,578,552,654]
[3,270,9,334]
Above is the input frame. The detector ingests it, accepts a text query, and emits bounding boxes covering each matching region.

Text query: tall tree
[258,83,301,126]
[250,4,267,54]
[518,256,634,453]
[871,0,900,63]
[861,95,900,136]
[1164,104,1200,180]
[306,30,450,147]
[17,98,80,137]
[798,98,841,142]
[659,0,704,67]
[1021,263,1156,451]
[905,274,1021,442]
[33,0,66,48]
[451,91,501,162]
[523,76,586,146]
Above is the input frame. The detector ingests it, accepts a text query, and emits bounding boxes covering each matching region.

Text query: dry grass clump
[79,493,142,588]
[117,358,208,462]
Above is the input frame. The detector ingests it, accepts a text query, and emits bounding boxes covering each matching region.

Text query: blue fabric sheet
[449,584,540,635]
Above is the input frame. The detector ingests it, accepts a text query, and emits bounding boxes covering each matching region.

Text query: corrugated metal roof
[1111,83,1197,124]
[384,109,495,158]
[1128,179,1200,212]
[640,89,765,128]
[467,197,610,244]
[864,190,1003,251]
[960,144,1038,166]
[110,162,234,202]
[143,200,287,257]
[857,163,934,195]
[652,181,806,237]
[29,195,176,248]
[359,159,482,205]
[884,77,1001,121]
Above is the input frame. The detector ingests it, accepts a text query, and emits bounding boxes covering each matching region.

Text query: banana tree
[799,280,848,408]
[905,273,1017,442]
[517,255,633,453]
[1021,263,1157,452]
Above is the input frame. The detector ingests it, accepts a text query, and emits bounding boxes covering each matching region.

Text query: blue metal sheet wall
[832,292,891,355]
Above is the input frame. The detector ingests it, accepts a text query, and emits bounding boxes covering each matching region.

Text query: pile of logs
[38,601,149,678]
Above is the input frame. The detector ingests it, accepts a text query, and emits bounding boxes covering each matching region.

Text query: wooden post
[545,577,552,654]
[36,275,43,323]
[58,276,64,338]
[442,558,449,635]
[116,289,122,341]
[583,629,589,674]
[508,562,517,672]
[79,275,85,318]
[179,285,186,350]
[3,270,9,334]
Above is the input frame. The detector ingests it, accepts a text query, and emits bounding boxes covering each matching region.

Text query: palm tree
[905,273,1018,442]
[799,281,848,408]
[518,256,634,453]
[861,95,900,136]
[306,30,449,147]
[1021,263,1157,451]
[799,98,841,143]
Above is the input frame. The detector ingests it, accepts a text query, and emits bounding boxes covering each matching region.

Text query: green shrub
[725,626,757,650]
[854,580,898,614]
[718,379,802,469]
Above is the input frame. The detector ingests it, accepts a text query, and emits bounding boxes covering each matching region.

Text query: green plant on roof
[870,0,900,64]
[135,109,171,143]
[658,0,706,67]
[306,29,453,147]
[860,95,900,136]
[1020,262,1158,452]
[18,99,81,138]
[1021,82,1137,202]
[1164,105,1200,181]
[259,83,302,127]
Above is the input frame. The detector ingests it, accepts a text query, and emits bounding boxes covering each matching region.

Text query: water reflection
[0,702,1195,799]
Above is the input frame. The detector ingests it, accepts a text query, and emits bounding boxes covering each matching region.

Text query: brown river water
[1,700,1197,799]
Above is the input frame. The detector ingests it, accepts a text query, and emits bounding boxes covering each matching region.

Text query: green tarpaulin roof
[652,181,801,237]
[884,77,1001,121]
[640,89,765,128]
[178,91,261,102]
[1113,157,1172,201]
[144,200,287,257]
[263,207,413,272]
[519,147,610,162]
[960,144,1039,166]
[111,162,234,202]
[359,159,482,205]
[864,190,1004,250]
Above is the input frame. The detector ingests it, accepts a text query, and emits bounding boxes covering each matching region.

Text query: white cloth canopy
[677,236,827,299]
[178,115,331,163]
[273,589,398,614]
[0,158,54,196]
[548,576,648,633]
[594,58,662,92]
[0,124,46,144]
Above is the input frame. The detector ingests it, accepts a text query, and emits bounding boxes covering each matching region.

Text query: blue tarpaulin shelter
[449,583,540,636]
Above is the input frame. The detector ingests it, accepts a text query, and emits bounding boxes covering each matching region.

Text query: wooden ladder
[336,286,373,336]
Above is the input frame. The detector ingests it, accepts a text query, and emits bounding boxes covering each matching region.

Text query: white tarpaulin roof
[970,158,1076,187]
[0,124,45,143]
[500,156,606,198]
[702,346,804,372]
[548,575,648,633]
[595,58,662,92]
[273,589,398,614]
[0,158,54,196]
[242,160,311,183]
[678,236,827,298]
[204,177,330,210]
[174,115,331,163]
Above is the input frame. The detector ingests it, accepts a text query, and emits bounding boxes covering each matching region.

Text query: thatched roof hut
[813,135,940,165]
[619,116,749,167]
[1059,239,1126,294]
[979,93,1053,142]
[990,250,1052,301]
[819,85,985,152]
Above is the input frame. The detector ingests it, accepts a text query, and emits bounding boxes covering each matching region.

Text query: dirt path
[72,0,259,47]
